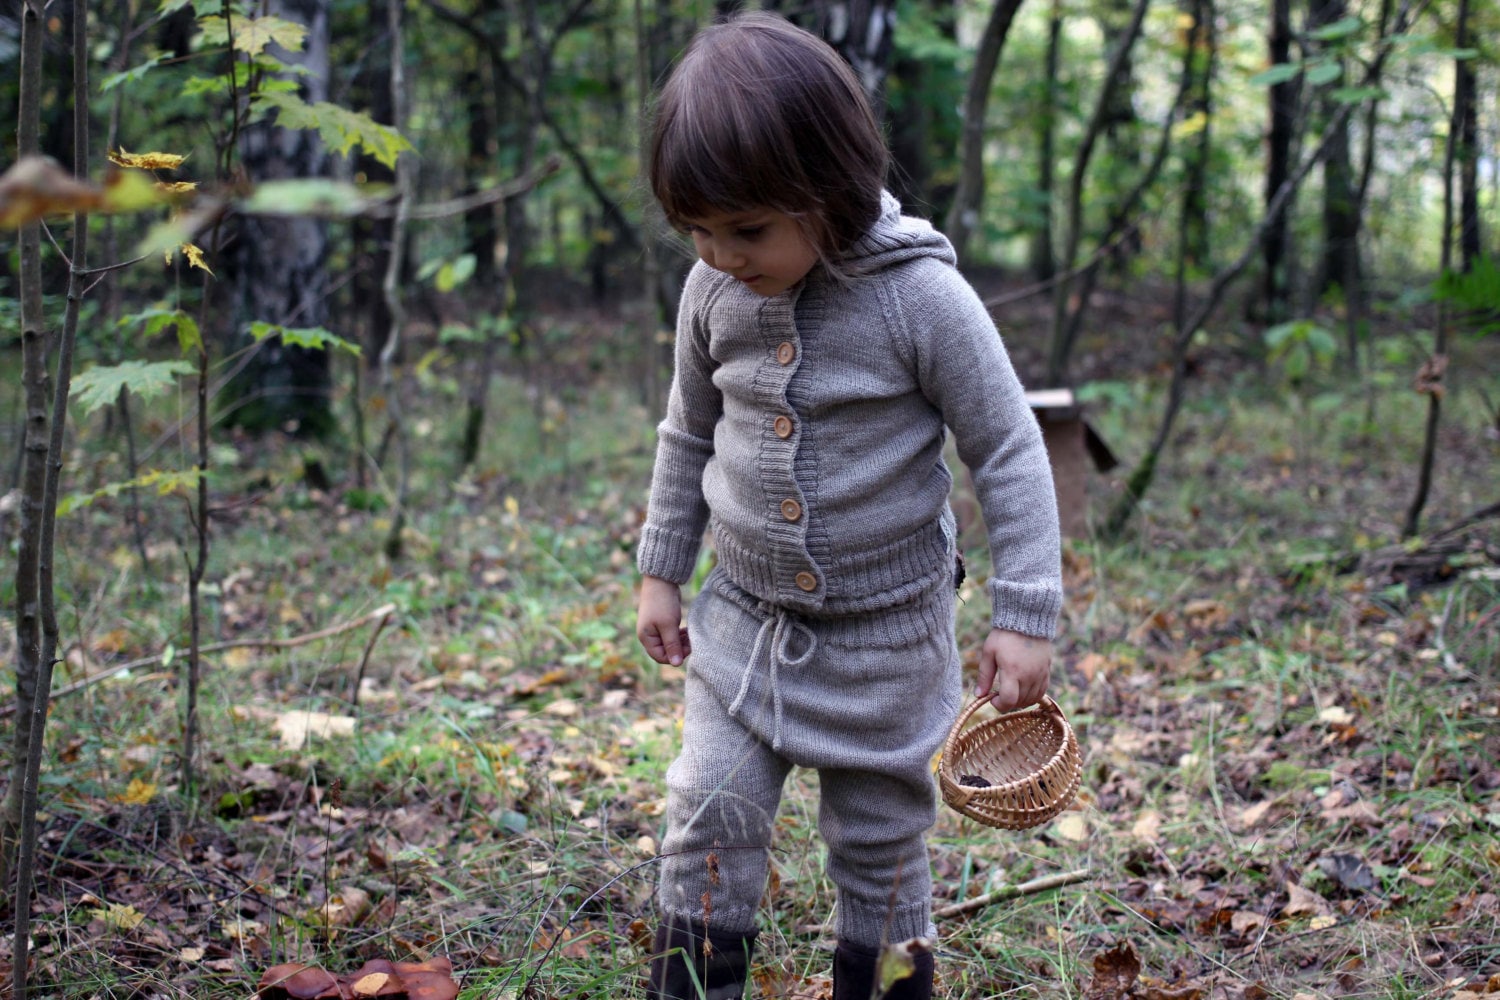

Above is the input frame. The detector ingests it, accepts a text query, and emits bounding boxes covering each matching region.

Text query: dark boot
[647,916,757,999]
[833,940,934,1000]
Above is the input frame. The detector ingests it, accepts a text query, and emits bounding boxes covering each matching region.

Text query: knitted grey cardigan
[638,194,1063,640]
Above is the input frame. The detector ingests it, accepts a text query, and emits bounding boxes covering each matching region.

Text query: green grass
[2,322,1496,998]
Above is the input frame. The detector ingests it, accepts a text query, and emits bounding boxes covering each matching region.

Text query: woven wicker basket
[938,695,1083,830]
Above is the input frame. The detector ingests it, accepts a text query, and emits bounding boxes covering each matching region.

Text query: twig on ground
[932,867,1094,920]
[0,603,399,716]
[350,605,397,708]
[795,867,1094,935]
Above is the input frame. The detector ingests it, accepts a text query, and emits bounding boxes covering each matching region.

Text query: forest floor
[0,275,1497,999]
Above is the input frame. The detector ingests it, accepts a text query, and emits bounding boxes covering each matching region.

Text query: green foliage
[122,307,202,354]
[195,14,308,59]
[238,178,383,217]
[70,360,197,414]
[1433,256,1500,335]
[252,92,412,169]
[1265,319,1339,382]
[56,468,206,516]
[417,252,478,293]
[249,321,362,356]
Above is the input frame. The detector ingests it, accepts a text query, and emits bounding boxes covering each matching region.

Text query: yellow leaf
[1052,813,1090,842]
[108,148,186,171]
[1310,914,1338,930]
[504,495,520,517]
[352,973,390,997]
[181,243,213,276]
[179,946,206,962]
[113,778,158,806]
[156,180,197,194]
[92,903,146,930]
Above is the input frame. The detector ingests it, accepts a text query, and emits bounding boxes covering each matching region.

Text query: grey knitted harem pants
[657,568,963,947]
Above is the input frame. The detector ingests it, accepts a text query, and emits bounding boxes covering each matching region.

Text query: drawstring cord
[727,605,817,753]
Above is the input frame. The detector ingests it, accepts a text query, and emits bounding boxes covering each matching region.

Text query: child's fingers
[658,625,685,666]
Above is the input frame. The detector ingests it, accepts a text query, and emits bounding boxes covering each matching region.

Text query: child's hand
[976,628,1052,712]
[637,575,691,666]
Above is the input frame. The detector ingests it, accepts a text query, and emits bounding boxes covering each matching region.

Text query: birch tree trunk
[227,0,335,438]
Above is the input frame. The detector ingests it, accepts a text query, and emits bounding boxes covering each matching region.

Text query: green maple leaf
[249,321,361,356]
[71,360,196,415]
[197,15,307,58]
[253,93,412,169]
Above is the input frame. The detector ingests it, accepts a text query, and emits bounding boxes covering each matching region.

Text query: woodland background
[0,0,1497,997]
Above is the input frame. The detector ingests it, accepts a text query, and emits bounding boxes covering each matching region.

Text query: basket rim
[938,695,1082,827]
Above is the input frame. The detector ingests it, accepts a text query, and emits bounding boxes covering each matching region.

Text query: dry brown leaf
[1230,910,1270,934]
[1086,941,1141,1000]
[1053,813,1090,842]
[1238,800,1276,829]
[1076,652,1110,682]
[274,710,357,748]
[1131,810,1162,843]
[1282,881,1332,917]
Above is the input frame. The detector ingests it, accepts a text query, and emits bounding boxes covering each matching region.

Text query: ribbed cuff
[837,897,934,949]
[988,579,1063,639]
[636,525,703,585]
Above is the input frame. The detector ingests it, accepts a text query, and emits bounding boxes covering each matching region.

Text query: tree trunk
[4,0,50,916]
[766,0,896,120]
[1311,0,1359,349]
[1044,0,1151,385]
[1258,0,1298,325]
[943,0,1027,262]
[1404,0,1466,537]
[226,0,335,438]
[350,0,396,370]
[1454,1,1480,272]
[1180,0,1214,274]
[888,0,957,213]
[1029,1,1061,282]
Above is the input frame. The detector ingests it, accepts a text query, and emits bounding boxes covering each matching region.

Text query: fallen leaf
[1318,852,1376,892]
[274,710,357,748]
[1230,911,1269,934]
[92,903,146,931]
[1052,813,1090,842]
[1086,941,1141,999]
[1282,882,1332,917]
[179,946,206,962]
[350,971,396,997]
[112,778,159,806]
[1238,800,1276,829]
[1131,810,1162,843]
[1076,652,1110,682]
[1318,705,1354,725]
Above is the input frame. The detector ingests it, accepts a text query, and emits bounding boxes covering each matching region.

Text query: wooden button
[774,415,793,439]
[780,498,802,522]
[794,571,817,592]
[776,342,796,365]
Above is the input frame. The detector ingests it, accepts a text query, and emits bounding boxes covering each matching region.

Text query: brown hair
[647,11,888,259]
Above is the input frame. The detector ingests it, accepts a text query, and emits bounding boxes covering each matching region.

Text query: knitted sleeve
[636,264,723,584]
[892,261,1064,639]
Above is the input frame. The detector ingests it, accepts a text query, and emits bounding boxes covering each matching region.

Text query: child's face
[680,209,819,297]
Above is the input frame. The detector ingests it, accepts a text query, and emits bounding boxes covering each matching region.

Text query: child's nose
[717,242,746,269]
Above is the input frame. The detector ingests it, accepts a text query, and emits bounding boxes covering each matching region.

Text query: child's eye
[735,226,765,240]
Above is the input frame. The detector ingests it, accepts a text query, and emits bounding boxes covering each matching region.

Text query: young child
[634,12,1062,999]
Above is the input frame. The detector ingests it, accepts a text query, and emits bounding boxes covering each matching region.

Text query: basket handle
[942,694,1063,760]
